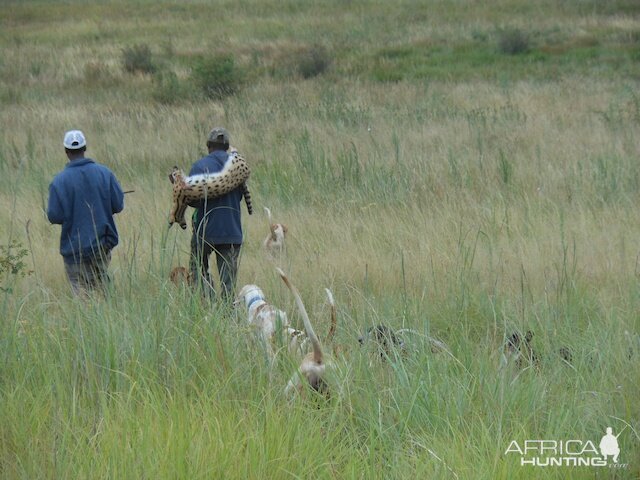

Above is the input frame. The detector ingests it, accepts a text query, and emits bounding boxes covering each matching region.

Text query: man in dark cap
[188,127,245,301]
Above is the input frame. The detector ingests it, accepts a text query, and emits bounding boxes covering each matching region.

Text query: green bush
[497,28,531,55]
[190,54,241,99]
[296,45,331,78]
[121,44,156,74]
[152,69,190,104]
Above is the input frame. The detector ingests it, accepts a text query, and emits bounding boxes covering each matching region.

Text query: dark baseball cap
[207,127,230,144]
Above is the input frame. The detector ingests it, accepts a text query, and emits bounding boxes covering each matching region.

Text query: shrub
[152,69,191,104]
[121,44,156,74]
[0,239,31,292]
[296,44,331,78]
[497,28,531,55]
[191,54,241,100]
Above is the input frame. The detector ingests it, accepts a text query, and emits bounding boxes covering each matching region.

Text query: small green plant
[498,149,514,184]
[191,54,241,99]
[0,239,31,292]
[497,28,531,55]
[29,61,43,78]
[121,44,156,74]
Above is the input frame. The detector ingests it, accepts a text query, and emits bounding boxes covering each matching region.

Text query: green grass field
[1,1,640,478]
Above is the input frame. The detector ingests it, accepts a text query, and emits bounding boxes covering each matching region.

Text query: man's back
[189,150,243,245]
[48,158,124,260]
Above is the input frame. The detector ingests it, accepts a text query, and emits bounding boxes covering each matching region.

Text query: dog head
[359,324,405,357]
[505,330,533,354]
[169,266,191,286]
[286,326,307,355]
[558,346,573,364]
[270,223,288,241]
[505,330,539,368]
[235,284,266,310]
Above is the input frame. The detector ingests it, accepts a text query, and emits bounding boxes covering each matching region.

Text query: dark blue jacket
[47,157,124,263]
[189,150,243,245]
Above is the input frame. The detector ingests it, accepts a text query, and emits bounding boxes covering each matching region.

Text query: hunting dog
[235,284,304,359]
[358,324,405,359]
[503,330,540,370]
[169,266,191,287]
[263,207,288,257]
[277,268,329,398]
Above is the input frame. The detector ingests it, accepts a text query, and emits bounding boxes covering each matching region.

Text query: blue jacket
[189,150,243,245]
[47,157,124,262]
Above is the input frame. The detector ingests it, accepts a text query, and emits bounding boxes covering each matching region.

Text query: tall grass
[1,0,640,478]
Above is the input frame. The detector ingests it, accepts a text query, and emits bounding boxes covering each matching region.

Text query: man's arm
[46,183,64,225]
[110,174,125,214]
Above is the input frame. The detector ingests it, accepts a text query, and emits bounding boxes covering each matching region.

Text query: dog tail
[325,288,337,342]
[264,206,272,223]
[276,268,323,364]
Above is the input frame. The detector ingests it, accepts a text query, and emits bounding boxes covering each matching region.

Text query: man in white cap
[47,130,124,295]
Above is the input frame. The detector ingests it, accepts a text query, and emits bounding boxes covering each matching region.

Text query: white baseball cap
[63,130,87,150]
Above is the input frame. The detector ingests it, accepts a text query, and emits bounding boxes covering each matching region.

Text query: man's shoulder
[55,159,115,182]
[190,153,225,175]
[51,164,77,184]
[85,160,119,180]
[85,158,110,170]
[50,168,65,182]
[190,156,209,169]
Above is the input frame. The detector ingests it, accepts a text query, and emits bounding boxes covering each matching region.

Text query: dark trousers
[63,250,111,296]
[190,238,240,301]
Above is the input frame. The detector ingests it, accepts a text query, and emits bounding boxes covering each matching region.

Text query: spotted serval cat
[168,148,252,229]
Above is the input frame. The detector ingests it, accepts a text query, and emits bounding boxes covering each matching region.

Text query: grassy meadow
[1,0,640,478]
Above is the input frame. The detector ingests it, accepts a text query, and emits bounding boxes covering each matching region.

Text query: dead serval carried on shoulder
[168,148,253,229]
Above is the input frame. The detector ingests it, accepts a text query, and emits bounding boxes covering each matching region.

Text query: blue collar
[66,158,94,168]
[247,295,264,309]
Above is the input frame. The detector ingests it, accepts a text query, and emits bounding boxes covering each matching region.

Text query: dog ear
[282,224,288,234]
[525,331,534,343]
[507,332,520,347]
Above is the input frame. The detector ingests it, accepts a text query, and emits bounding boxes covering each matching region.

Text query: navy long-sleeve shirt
[47,157,124,262]
[189,150,243,245]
